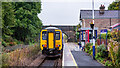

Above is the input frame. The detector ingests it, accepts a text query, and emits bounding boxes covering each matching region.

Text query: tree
[76,23,81,40]
[2,2,16,42]
[108,1,120,10]
[2,1,42,45]
[12,2,42,44]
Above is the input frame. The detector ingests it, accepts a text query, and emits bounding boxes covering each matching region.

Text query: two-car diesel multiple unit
[40,27,63,56]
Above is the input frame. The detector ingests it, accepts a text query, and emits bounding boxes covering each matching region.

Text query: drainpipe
[110,18,111,26]
[83,19,85,28]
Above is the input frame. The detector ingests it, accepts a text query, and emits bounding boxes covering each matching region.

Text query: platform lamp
[91,0,95,60]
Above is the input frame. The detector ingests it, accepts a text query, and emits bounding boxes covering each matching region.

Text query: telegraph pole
[92,0,95,60]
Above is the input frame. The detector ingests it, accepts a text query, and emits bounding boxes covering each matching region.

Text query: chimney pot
[99,4,105,14]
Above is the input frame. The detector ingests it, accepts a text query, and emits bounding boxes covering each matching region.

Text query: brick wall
[82,19,120,34]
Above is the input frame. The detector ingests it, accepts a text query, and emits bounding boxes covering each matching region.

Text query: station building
[78,5,120,45]
[79,5,120,34]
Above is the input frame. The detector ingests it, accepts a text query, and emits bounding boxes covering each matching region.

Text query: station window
[42,31,47,40]
[55,31,60,40]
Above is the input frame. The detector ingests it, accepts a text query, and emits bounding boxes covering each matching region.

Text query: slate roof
[80,10,120,19]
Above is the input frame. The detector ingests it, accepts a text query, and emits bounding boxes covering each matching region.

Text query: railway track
[38,56,62,68]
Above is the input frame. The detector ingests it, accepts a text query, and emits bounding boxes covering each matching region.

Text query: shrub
[2,40,7,47]
[97,44,108,58]
[108,39,120,67]
[101,34,107,39]
[16,40,23,45]
[85,43,93,55]
[105,60,112,66]
[9,42,17,46]
[111,29,120,41]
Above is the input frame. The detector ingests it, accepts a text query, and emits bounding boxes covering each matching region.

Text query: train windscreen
[55,31,60,40]
[42,31,47,40]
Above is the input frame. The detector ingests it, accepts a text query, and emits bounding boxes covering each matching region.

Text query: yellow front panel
[55,30,62,50]
[48,33,54,48]
[40,30,47,50]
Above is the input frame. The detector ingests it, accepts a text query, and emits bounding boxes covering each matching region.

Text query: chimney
[99,4,105,14]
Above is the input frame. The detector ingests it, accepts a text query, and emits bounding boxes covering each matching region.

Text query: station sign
[100,29,108,34]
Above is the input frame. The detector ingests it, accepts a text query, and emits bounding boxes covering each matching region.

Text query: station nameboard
[100,29,108,34]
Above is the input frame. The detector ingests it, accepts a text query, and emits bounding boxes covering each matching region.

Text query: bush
[101,34,107,39]
[108,39,120,67]
[97,44,108,58]
[111,29,120,41]
[105,60,112,66]
[85,43,93,55]
[16,40,23,45]
[2,40,7,47]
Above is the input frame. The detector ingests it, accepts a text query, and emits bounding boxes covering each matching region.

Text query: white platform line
[62,43,65,67]
[68,45,78,68]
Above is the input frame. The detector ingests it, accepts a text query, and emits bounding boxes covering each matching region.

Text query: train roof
[44,27,60,30]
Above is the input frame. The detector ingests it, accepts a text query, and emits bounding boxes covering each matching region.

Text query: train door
[48,32,54,49]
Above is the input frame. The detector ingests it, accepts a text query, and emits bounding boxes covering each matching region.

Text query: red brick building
[79,5,120,34]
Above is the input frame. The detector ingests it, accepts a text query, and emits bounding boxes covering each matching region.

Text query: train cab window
[55,31,60,40]
[42,31,47,40]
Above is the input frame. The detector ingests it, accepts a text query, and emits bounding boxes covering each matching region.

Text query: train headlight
[42,44,47,47]
[56,45,60,47]
[58,45,60,47]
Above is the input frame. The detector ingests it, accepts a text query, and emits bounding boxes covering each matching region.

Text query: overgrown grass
[1,43,41,66]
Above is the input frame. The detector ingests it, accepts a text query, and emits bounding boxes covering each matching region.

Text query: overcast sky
[38,0,115,25]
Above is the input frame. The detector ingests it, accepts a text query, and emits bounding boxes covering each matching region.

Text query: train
[40,27,63,57]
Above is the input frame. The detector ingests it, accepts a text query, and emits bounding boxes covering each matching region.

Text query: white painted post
[92,0,95,60]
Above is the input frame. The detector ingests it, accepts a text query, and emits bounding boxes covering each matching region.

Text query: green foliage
[101,34,106,39]
[108,39,120,67]
[76,23,81,40]
[2,2,16,41]
[85,43,93,55]
[2,2,42,45]
[105,60,112,66]
[12,2,42,44]
[111,29,120,41]
[98,30,111,39]
[96,44,108,58]
[95,29,120,67]
[108,1,120,10]
[63,34,68,43]
[107,30,111,39]
[76,32,79,39]
[76,23,81,31]
[2,40,7,47]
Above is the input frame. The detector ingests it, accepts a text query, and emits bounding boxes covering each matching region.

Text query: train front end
[40,27,63,57]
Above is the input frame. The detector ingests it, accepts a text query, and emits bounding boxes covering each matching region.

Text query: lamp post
[92,0,95,60]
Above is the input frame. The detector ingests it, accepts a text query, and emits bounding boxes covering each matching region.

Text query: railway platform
[62,43,103,67]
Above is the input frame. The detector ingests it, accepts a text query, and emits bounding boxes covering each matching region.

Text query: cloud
[39,0,115,25]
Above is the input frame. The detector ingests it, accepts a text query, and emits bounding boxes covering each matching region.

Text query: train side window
[55,31,60,40]
[42,31,47,40]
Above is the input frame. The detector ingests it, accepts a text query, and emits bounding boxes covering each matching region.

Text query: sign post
[91,0,95,60]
